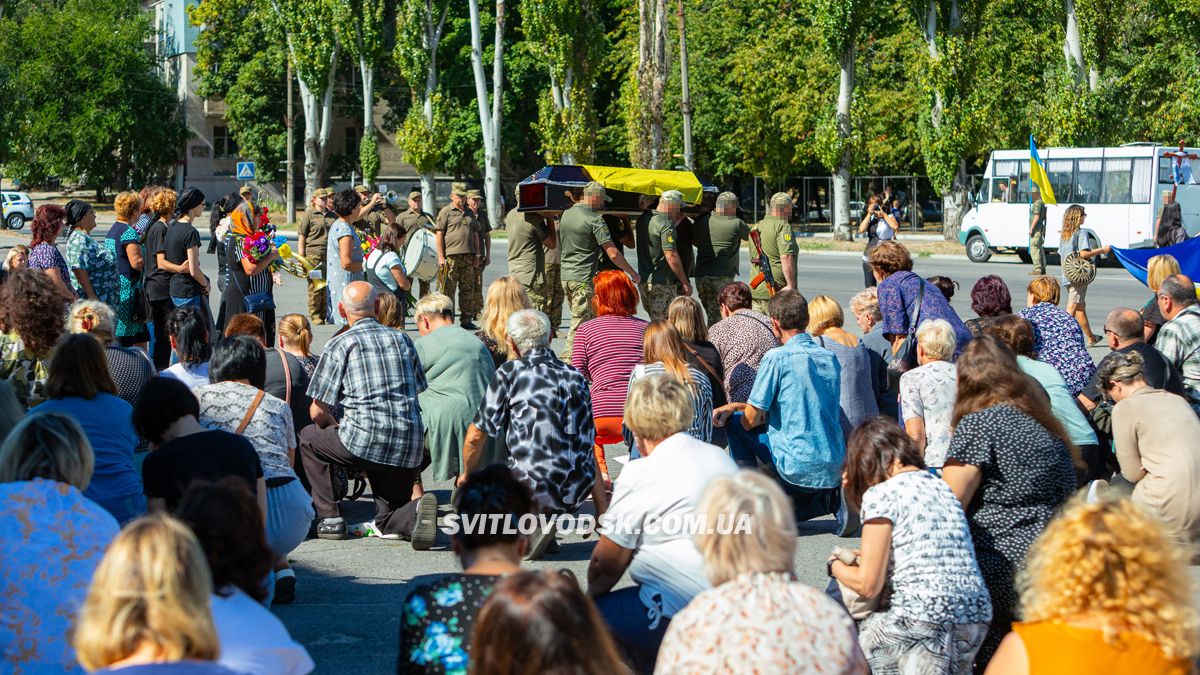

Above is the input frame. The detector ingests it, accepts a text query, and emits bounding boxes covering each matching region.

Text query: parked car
[1,191,33,230]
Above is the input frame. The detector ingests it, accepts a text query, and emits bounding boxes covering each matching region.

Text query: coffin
[517,165,718,216]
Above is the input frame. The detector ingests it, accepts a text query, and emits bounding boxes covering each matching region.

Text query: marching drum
[402,227,440,282]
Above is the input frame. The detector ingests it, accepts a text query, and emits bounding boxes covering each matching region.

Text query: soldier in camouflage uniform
[434,182,481,328]
[467,189,490,320]
[636,190,692,320]
[749,192,799,314]
[297,187,333,324]
[693,191,750,325]
[504,187,553,311]
[354,184,395,238]
[557,182,639,359]
[542,227,565,334]
[395,190,437,297]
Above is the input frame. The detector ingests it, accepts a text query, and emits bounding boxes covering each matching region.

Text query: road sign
[236,161,256,181]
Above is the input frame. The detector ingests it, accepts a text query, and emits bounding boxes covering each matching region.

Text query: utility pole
[677,0,693,170]
[285,61,295,224]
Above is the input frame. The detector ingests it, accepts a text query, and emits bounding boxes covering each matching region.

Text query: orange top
[1014,620,1189,675]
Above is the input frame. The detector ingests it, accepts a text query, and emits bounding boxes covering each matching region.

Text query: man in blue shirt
[714,289,847,526]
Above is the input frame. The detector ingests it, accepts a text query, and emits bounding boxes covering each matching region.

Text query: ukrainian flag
[1029,135,1057,205]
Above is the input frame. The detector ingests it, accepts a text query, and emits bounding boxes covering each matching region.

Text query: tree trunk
[1063,0,1085,82]
[467,0,505,227]
[942,160,969,241]
[1088,66,1099,92]
[550,69,576,164]
[832,43,854,241]
[677,0,693,170]
[360,59,375,187]
[296,46,339,199]
[634,0,669,168]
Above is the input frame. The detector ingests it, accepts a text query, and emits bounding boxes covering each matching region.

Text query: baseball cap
[408,190,422,200]
[239,186,252,196]
[769,192,793,208]
[659,189,684,206]
[354,184,369,193]
[583,181,612,202]
[466,189,483,200]
[451,182,469,197]
[313,188,329,198]
[716,191,738,206]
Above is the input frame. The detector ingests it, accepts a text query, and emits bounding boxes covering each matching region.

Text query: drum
[402,227,439,282]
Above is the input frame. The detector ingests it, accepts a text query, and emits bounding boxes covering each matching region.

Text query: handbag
[886,280,925,381]
[228,254,276,314]
[1063,232,1097,286]
[827,546,892,621]
[130,285,151,324]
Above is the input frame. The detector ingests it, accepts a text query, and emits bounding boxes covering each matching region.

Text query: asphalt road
[1,226,1152,673]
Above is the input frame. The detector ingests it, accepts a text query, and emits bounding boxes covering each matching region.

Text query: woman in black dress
[218,207,279,345]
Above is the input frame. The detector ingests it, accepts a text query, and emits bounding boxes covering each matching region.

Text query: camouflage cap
[716,191,738,206]
[313,188,331,198]
[239,185,252,196]
[659,189,685,206]
[451,182,469,196]
[353,184,369,193]
[769,192,793,208]
[583,181,612,202]
[466,189,484,200]
[408,190,422,200]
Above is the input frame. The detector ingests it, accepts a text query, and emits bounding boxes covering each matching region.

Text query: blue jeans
[594,587,669,670]
[725,412,848,531]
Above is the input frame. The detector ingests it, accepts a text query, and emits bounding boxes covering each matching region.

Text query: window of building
[213,125,238,158]
[345,126,361,157]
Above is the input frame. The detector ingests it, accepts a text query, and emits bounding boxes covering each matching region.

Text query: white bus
[959,143,1200,262]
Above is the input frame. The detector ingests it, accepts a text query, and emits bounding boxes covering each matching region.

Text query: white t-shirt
[599,432,738,618]
[898,360,957,467]
[366,248,403,292]
[212,586,314,675]
[160,361,210,391]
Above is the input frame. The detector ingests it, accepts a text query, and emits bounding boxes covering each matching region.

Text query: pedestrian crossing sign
[236,161,256,181]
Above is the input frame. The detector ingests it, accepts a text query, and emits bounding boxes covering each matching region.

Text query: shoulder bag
[826,546,892,621]
[886,280,925,381]
[235,389,266,435]
[227,245,276,314]
[1063,231,1097,286]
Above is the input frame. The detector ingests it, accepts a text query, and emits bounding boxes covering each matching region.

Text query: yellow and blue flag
[1029,136,1057,205]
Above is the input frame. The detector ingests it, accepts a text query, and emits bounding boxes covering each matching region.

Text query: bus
[958,144,1200,262]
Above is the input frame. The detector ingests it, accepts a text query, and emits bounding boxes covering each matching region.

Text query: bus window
[1132,158,1153,203]
[1048,159,1073,202]
[1103,158,1132,203]
[1075,159,1103,203]
[1016,160,1032,202]
[1160,157,1176,184]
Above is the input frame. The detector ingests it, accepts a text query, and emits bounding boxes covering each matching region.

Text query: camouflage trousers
[561,279,595,361]
[523,273,549,320]
[752,297,771,315]
[541,264,566,334]
[306,255,327,323]
[1030,226,1047,274]
[697,276,732,327]
[640,281,683,321]
[439,254,481,321]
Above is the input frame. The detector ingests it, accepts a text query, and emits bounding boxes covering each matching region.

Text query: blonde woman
[476,275,532,367]
[1056,205,1111,344]
[809,295,879,430]
[898,318,958,468]
[657,470,867,674]
[277,314,319,377]
[625,321,713,455]
[70,300,155,407]
[104,191,150,349]
[1142,253,1182,344]
[4,244,28,271]
[73,514,239,674]
[0,414,119,673]
[985,498,1200,674]
[667,296,727,444]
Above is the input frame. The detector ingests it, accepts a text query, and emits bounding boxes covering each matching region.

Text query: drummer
[505,187,554,312]
[396,189,436,298]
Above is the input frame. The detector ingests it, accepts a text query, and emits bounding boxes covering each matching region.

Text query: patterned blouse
[878,271,973,354]
[27,241,72,292]
[708,309,778,403]
[1019,302,1095,396]
[655,572,868,675]
[65,228,118,305]
[0,331,49,409]
[196,381,297,481]
[399,574,500,675]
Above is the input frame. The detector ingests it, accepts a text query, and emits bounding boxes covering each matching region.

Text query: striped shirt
[626,362,714,445]
[571,315,648,419]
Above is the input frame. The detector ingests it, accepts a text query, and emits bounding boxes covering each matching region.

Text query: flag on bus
[1029,136,1057,205]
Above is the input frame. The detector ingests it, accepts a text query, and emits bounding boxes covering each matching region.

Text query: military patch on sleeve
[783,231,793,242]
[666,233,675,245]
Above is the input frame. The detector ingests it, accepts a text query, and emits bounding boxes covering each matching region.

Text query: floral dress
[399,574,500,675]
[27,242,71,291]
[105,221,147,340]
[65,228,117,305]
[1019,302,1095,396]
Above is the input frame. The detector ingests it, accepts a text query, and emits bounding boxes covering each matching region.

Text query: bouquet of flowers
[242,231,273,263]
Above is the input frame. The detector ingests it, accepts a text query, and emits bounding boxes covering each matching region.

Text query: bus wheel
[965,234,992,263]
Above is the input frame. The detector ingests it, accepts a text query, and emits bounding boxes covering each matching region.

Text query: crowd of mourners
[1,186,1200,675]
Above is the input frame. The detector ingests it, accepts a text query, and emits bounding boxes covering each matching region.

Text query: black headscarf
[64,199,92,229]
[175,186,206,217]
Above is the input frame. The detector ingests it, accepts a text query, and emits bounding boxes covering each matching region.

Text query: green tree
[335,0,387,187]
[0,0,188,197]
[394,0,452,206]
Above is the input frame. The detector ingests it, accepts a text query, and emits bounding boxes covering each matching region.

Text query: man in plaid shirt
[299,281,439,547]
[1155,274,1200,412]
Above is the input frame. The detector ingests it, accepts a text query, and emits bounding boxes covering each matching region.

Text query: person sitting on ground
[985,498,1199,675]
[655,471,868,675]
[707,280,777,403]
[849,286,897,419]
[470,570,626,675]
[870,241,973,357]
[69,300,155,408]
[224,312,313,442]
[625,321,714,455]
[3,244,28,272]
[1154,274,1200,412]
[1078,307,1185,414]
[0,414,120,673]
[808,295,879,432]
[983,315,1100,482]
[668,295,728,446]
[713,290,848,529]
[835,418,992,672]
[0,268,65,408]
[175,480,314,675]
[0,380,20,441]
[571,269,649,491]
[461,309,600,559]
[376,293,405,329]
[1098,352,1200,546]
[942,336,1079,668]
[134,376,264,515]
[898,319,959,469]
[413,293,495,484]
[1019,275,1095,397]
[476,275,532,368]
[159,306,213,390]
[33,333,144,525]
[300,282,438,547]
[965,274,1014,337]
[1141,254,1181,344]
[278,313,320,377]
[196,336,313,603]
[72,514,242,675]
[588,376,738,668]
[398,465,532,675]
[926,275,959,304]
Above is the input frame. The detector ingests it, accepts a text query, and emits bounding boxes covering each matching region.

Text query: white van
[959,144,1200,262]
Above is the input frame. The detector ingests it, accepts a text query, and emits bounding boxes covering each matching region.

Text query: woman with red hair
[27,204,75,301]
[571,270,647,490]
